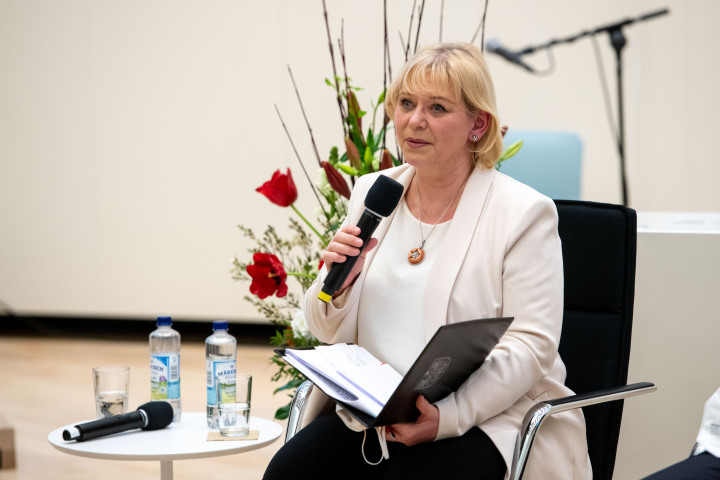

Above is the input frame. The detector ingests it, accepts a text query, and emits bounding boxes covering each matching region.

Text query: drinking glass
[93,365,129,418]
[217,373,251,437]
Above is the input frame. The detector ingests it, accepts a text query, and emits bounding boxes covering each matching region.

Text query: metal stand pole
[609,27,629,206]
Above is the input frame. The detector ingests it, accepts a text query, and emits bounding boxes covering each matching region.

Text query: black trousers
[641,453,720,480]
[263,411,506,480]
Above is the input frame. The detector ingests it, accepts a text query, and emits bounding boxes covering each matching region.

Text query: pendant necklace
[408,175,468,265]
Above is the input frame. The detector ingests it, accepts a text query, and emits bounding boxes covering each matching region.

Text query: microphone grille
[485,38,500,52]
[138,401,174,430]
[364,175,404,217]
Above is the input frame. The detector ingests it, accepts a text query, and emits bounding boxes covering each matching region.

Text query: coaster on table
[207,430,260,441]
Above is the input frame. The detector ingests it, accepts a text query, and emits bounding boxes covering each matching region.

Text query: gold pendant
[408,247,425,265]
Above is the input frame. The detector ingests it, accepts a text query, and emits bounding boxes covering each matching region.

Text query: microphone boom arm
[515,8,669,56]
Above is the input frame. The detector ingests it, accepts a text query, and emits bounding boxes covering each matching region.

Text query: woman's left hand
[386,396,439,447]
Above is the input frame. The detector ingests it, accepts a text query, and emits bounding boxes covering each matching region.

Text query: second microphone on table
[62,401,174,442]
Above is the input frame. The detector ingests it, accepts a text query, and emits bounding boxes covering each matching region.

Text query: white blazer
[303,164,592,479]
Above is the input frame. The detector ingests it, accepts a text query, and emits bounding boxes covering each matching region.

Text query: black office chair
[285,200,656,480]
[510,200,655,480]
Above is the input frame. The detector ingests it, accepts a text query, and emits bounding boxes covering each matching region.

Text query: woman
[264,42,591,480]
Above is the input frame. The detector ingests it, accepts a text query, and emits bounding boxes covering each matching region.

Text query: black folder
[277,316,513,428]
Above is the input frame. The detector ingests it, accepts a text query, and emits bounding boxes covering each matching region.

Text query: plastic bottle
[149,315,182,422]
[206,320,237,428]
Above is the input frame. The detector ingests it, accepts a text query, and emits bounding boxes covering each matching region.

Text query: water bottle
[149,315,182,422]
[206,320,237,428]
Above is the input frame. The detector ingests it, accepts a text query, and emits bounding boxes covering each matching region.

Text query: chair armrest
[510,382,656,480]
[690,442,706,457]
[285,380,315,443]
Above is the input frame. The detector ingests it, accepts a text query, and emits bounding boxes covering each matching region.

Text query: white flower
[290,309,314,341]
[316,168,333,196]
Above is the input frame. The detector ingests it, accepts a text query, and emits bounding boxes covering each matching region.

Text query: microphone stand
[609,27,628,207]
[515,8,669,206]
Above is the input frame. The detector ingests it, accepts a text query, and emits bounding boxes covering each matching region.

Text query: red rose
[246,252,288,299]
[256,168,298,207]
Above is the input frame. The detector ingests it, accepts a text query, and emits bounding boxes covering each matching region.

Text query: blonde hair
[385,43,503,169]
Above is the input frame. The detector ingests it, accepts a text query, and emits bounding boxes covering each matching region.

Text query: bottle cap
[212,320,228,331]
[156,316,172,326]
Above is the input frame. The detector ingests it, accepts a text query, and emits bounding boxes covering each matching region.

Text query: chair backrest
[501,130,583,200]
[554,200,637,480]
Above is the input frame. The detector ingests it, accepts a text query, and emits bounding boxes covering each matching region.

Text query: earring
[471,135,478,142]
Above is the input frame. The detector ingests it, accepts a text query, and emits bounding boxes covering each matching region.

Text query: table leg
[160,459,173,480]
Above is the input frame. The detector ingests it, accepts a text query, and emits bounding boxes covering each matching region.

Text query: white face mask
[697,388,720,457]
[335,407,390,465]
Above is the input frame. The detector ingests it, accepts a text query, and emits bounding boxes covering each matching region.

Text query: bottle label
[206,359,236,406]
[151,354,180,400]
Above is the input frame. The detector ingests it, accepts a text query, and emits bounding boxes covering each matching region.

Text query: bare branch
[338,21,352,136]
[439,0,445,42]
[287,66,323,168]
[404,0,416,61]
[274,103,328,215]
[383,0,388,92]
[382,0,389,151]
[413,0,426,54]
[480,0,489,50]
[471,0,490,49]
[340,20,349,90]
[322,0,348,137]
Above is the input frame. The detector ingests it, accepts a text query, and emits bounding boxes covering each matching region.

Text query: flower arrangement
[232,89,400,419]
[231,2,408,420]
[232,1,522,420]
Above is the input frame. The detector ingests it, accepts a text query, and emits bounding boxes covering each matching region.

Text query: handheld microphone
[62,401,174,442]
[485,38,535,73]
[318,175,404,303]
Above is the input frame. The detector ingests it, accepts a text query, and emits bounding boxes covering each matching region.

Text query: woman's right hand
[321,225,379,294]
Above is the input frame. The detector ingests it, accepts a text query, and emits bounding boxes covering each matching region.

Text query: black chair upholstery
[553,200,640,479]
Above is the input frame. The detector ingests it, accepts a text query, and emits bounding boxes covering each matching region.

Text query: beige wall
[616,225,720,479]
[1,2,719,478]
[1,0,718,321]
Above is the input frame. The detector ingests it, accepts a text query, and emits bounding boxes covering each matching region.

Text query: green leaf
[328,146,339,164]
[366,128,375,152]
[337,163,360,176]
[275,403,290,420]
[500,140,523,162]
[349,117,364,147]
[347,90,361,118]
[496,139,524,170]
[269,330,286,346]
[364,146,377,172]
[273,380,301,395]
[372,126,387,145]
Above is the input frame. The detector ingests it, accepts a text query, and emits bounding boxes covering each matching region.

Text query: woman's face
[394,82,479,174]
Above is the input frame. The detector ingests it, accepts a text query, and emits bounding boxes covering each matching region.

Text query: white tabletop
[637,211,720,234]
[48,412,283,462]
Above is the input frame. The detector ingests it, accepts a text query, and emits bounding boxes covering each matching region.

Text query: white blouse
[357,197,451,375]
